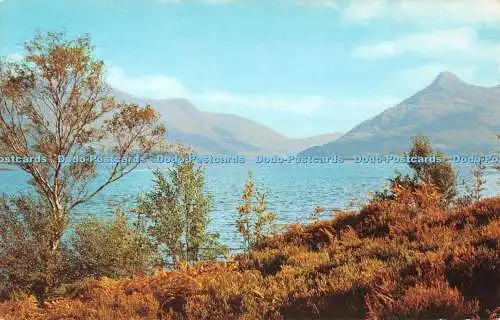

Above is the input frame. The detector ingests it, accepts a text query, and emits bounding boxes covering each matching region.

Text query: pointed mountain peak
[429,71,466,88]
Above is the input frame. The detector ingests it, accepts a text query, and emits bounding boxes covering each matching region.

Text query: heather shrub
[367,280,479,319]
[357,183,446,240]
[256,213,360,252]
[186,270,279,320]
[67,209,159,280]
[236,248,288,276]
[0,195,498,319]
[399,281,478,319]
[46,277,160,319]
[445,244,499,310]
[452,197,500,228]
[0,293,41,320]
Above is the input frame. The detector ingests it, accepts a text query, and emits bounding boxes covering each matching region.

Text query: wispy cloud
[352,24,500,90]
[154,0,500,28]
[157,0,235,4]
[353,27,478,59]
[107,67,325,114]
[293,0,339,9]
[107,67,189,99]
[107,66,402,118]
[197,91,325,114]
[203,0,236,4]
[155,0,500,27]
[4,52,24,62]
[157,0,183,3]
[307,0,500,26]
[352,27,500,68]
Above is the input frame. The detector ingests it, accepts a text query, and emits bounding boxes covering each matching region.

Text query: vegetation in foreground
[0,31,167,304]
[1,186,498,319]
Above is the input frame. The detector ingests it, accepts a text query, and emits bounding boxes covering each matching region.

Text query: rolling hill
[111,89,342,155]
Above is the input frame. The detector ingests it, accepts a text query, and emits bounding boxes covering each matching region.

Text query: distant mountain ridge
[111,89,342,155]
[300,72,500,156]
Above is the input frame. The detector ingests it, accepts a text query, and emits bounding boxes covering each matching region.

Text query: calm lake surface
[1,161,498,248]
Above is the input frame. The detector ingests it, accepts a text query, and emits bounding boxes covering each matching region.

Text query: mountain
[111,89,342,155]
[300,72,500,156]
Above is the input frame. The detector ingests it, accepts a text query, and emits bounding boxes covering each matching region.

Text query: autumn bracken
[1,186,498,319]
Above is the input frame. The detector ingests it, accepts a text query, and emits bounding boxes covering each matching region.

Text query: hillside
[300,72,500,156]
[112,89,342,155]
[2,192,498,319]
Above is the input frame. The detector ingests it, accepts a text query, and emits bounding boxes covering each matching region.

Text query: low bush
[66,210,159,280]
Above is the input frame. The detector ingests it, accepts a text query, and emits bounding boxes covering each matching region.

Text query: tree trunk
[34,198,66,305]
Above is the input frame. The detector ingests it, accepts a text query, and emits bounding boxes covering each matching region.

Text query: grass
[0,184,499,319]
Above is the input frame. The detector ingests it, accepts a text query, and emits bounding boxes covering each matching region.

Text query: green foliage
[376,136,457,205]
[0,196,65,303]
[0,31,166,303]
[236,171,276,252]
[67,210,158,280]
[408,136,457,202]
[134,161,226,266]
[373,171,419,201]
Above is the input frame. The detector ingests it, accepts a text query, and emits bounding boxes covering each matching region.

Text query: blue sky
[1,0,499,138]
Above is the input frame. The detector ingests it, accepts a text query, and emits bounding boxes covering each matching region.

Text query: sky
[1,0,500,138]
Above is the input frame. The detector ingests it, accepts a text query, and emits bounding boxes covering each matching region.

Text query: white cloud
[341,0,387,23]
[155,0,500,28]
[294,0,339,9]
[353,27,478,59]
[203,0,235,4]
[197,91,325,114]
[351,19,500,88]
[157,0,235,4]
[353,27,500,69]
[107,67,189,99]
[106,67,402,117]
[107,67,326,114]
[353,26,500,88]
[328,0,500,26]
[4,53,24,62]
[354,41,396,59]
